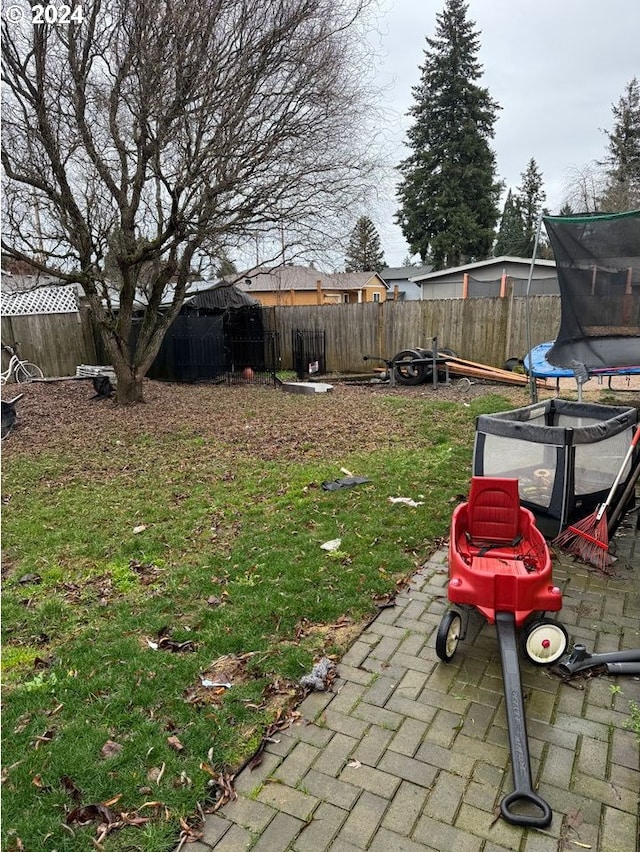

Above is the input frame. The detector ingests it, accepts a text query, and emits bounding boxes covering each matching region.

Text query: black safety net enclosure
[544,209,640,369]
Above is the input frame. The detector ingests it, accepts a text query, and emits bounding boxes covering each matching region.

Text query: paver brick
[395,669,430,701]
[536,781,603,823]
[548,713,610,742]
[422,770,465,823]
[389,716,429,757]
[424,708,463,748]
[197,813,232,847]
[461,701,496,739]
[464,778,498,812]
[281,719,335,748]
[377,749,439,788]
[337,790,388,848]
[420,734,508,771]
[339,761,401,799]
[256,783,318,821]
[366,621,410,640]
[292,801,348,852]
[352,700,404,730]
[576,734,609,777]
[274,741,323,786]
[412,814,485,852]
[301,768,361,810]
[367,635,403,661]
[387,651,437,674]
[334,663,377,686]
[218,795,276,832]
[352,724,394,766]
[341,641,375,667]
[208,822,253,851]
[571,771,639,813]
[381,780,429,836]
[455,802,550,847]
[296,689,336,720]
[397,633,428,657]
[611,727,640,770]
[600,804,639,852]
[385,694,440,723]
[321,709,369,739]
[251,812,304,852]
[369,826,436,852]
[233,751,283,794]
[312,731,359,776]
[608,761,640,793]
[362,675,399,707]
[329,681,368,714]
[540,743,575,790]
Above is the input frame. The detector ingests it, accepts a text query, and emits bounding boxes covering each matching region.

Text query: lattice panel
[1,286,78,316]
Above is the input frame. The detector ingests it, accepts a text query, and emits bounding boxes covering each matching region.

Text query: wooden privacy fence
[1,295,561,378]
[1,304,98,378]
[269,295,562,374]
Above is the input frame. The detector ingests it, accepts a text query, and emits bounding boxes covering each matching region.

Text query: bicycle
[1,343,44,385]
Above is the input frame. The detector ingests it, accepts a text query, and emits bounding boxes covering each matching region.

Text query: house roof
[235,265,388,293]
[380,265,433,281]
[409,256,556,282]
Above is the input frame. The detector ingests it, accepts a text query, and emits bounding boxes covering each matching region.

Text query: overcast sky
[370,0,640,266]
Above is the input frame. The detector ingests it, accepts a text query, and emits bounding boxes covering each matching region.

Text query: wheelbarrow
[436,477,567,828]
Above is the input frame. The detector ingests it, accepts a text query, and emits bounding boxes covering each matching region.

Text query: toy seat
[447,477,560,625]
[467,476,520,545]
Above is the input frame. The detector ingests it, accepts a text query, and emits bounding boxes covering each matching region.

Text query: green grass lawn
[1,385,515,851]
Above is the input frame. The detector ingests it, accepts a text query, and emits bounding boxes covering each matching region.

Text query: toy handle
[500,790,552,828]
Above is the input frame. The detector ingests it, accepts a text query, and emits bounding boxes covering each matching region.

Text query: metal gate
[292,329,326,379]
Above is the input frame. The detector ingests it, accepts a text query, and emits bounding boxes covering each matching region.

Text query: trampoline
[525,340,640,399]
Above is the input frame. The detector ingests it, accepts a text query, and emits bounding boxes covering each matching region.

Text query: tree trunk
[113,363,145,404]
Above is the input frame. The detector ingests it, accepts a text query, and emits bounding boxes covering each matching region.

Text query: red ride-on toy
[436,477,567,828]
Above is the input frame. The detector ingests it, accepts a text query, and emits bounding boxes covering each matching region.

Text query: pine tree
[494,190,525,256]
[599,77,640,212]
[345,216,386,272]
[516,158,546,256]
[395,0,502,268]
[215,252,238,279]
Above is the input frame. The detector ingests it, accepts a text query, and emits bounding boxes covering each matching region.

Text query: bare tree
[561,163,605,214]
[2,0,378,402]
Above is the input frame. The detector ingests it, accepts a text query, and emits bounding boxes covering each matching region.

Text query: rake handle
[595,428,640,522]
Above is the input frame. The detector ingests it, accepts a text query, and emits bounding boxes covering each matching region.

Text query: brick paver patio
[185,512,640,851]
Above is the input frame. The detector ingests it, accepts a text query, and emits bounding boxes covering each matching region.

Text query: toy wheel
[436,611,462,662]
[393,350,430,385]
[522,619,568,665]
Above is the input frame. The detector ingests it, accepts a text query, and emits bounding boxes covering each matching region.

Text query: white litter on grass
[388,497,425,507]
[320,538,342,551]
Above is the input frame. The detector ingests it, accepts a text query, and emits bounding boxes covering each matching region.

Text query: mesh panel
[544,210,640,368]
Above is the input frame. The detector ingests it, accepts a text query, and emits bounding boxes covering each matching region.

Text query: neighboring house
[410,257,558,299]
[379,265,433,300]
[234,265,389,306]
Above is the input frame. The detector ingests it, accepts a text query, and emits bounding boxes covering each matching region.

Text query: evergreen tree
[395,0,502,268]
[599,77,640,212]
[516,158,546,256]
[345,216,386,272]
[215,252,238,279]
[494,190,525,256]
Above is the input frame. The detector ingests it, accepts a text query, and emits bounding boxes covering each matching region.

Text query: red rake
[553,428,640,570]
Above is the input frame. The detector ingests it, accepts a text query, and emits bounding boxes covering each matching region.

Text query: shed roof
[184,281,260,310]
